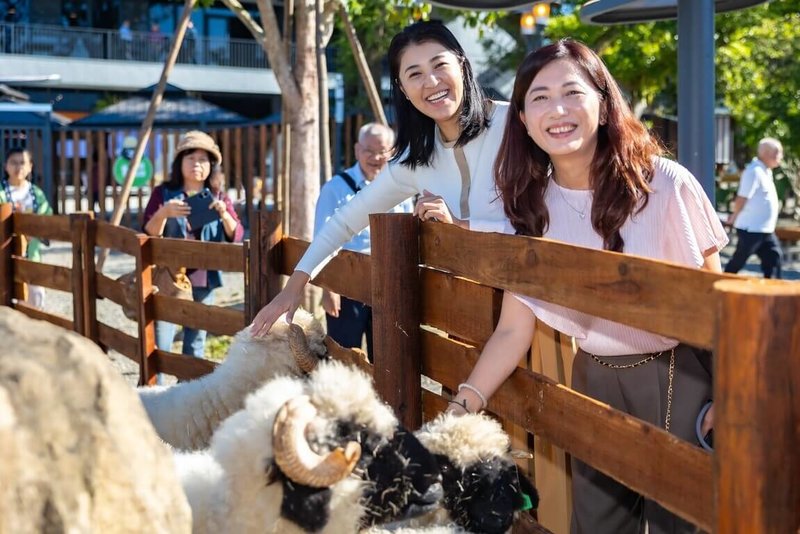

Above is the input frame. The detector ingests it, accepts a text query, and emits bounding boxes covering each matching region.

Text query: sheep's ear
[265,462,278,486]
[515,468,539,511]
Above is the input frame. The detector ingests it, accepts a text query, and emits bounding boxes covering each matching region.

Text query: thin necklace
[554,180,591,219]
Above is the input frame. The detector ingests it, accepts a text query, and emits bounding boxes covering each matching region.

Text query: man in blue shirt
[724,137,783,278]
[314,123,414,360]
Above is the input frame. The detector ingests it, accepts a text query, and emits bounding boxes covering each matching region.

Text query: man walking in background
[724,137,784,278]
[314,123,414,361]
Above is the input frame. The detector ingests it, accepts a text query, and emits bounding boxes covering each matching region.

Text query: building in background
[0,0,330,120]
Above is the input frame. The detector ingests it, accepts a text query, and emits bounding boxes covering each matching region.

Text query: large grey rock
[0,308,191,534]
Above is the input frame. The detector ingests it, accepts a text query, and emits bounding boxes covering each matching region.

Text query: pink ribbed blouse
[508,157,728,356]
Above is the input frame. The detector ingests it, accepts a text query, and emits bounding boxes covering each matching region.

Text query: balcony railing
[0,22,337,70]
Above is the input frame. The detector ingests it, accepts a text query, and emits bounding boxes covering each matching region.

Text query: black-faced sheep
[138,310,327,450]
[413,413,539,534]
[174,359,443,533]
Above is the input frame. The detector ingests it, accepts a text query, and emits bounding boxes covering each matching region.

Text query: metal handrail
[0,22,337,70]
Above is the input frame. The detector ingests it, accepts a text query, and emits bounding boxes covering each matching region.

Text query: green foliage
[204,335,233,362]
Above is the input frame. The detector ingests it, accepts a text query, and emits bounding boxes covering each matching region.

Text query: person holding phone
[143,130,244,358]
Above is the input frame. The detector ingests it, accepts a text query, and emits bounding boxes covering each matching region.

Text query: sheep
[412,412,539,534]
[174,359,444,533]
[138,309,327,451]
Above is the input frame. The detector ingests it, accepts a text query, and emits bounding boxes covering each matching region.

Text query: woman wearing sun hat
[143,130,244,358]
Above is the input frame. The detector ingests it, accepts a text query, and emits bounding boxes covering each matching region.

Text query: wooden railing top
[420,222,746,350]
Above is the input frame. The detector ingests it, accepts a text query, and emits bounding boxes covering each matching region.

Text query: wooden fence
[1,203,798,533]
[50,115,370,225]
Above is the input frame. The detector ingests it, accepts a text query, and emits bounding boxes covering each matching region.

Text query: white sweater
[296,101,510,278]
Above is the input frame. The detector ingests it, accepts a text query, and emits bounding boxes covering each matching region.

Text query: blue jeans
[724,228,782,279]
[155,286,215,358]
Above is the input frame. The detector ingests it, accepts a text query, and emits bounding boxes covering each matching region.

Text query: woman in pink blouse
[450,41,727,534]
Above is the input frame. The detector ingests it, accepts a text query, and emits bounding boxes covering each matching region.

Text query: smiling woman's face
[520,59,603,164]
[397,41,464,132]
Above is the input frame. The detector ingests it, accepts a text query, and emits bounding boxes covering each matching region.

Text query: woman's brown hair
[494,39,663,252]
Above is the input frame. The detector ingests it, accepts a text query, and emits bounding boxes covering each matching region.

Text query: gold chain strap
[588,347,676,431]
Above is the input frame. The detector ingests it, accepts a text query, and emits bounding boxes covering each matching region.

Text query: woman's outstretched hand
[414,189,467,228]
[250,271,310,336]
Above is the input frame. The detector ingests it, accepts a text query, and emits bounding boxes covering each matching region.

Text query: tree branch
[222,0,301,109]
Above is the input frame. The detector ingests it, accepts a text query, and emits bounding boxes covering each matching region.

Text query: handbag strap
[337,171,361,194]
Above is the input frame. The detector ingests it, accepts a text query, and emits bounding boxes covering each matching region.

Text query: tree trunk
[289,0,320,242]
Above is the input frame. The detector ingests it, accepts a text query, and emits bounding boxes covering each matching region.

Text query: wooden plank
[70,214,93,337]
[109,133,118,208]
[234,128,242,194]
[421,268,499,347]
[370,213,422,429]
[0,203,13,306]
[420,329,713,531]
[152,349,217,379]
[133,234,157,385]
[258,210,283,306]
[72,130,82,209]
[282,237,371,305]
[420,222,737,350]
[95,221,141,255]
[13,301,73,330]
[152,294,245,336]
[775,226,800,241]
[421,389,448,424]
[59,130,67,214]
[13,258,72,292]
[258,125,267,206]
[85,132,94,214]
[714,279,800,534]
[98,322,138,360]
[222,129,231,187]
[96,272,129,307]
[149,237,244,272]
[98,131,108,220]
[13,213,72,242]
[531,324,573,534]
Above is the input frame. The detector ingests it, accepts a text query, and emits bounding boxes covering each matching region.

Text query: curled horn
[272,395,361,488]
[288,323,319,373]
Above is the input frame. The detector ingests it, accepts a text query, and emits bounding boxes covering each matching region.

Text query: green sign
[113,156,153,187]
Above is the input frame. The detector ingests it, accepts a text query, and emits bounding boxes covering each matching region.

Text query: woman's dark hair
[495,39,663,252]
[164,148,213,191]
[3,147,33,181]
[388,20,491,169]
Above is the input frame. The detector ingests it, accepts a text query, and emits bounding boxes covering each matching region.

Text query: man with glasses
[314,122,414,361]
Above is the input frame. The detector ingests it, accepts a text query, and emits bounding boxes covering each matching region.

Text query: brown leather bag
[119,265,193,320]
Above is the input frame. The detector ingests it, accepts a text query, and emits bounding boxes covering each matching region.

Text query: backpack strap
[337,171,361,195]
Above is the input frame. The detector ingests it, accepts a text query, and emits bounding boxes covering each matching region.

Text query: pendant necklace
[555,180,591,220]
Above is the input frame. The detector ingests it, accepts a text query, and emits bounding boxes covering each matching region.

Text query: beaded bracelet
[457,382,487,410]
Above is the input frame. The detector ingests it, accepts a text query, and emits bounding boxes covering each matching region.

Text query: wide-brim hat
[175,130,222,165]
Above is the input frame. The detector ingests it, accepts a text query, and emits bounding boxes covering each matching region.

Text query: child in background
[0,147,53,309]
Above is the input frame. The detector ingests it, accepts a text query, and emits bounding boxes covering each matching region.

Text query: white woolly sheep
[174,359,443,533]
[413,412,539,534]
[138,309,327,451]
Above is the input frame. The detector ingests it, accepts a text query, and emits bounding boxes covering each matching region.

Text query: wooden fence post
[134,235,158,386]
[0,203,13,306]
[370,213,422,430]
[70,212,95,339]
[713,279,800,533]
[246,208,283,322]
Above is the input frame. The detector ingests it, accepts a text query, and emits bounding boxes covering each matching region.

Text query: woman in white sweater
[448,40,727,534]
[252,20,509,335]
